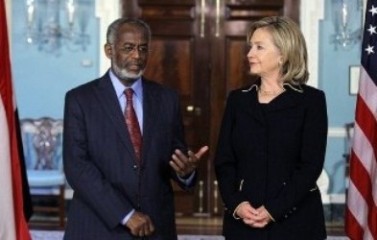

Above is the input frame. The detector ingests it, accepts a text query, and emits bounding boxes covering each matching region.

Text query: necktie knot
[125,88,134,102]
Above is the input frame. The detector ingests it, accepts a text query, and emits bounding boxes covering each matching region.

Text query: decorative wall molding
[65,188,346,204]
[30,231,347,240]
[328,127,347,138]
[323,193,346,204]
[95,0,121,76]
[300,0,325,88]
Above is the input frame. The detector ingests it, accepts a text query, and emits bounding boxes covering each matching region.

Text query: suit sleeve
[264,90,328,221]
[169,91,195,189]
[63,90,133,229]
[214,91,248,214]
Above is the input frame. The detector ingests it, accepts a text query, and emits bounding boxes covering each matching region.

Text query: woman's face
[247,27,282,79]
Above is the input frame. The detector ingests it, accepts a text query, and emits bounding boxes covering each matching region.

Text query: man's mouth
[128,65,141,71]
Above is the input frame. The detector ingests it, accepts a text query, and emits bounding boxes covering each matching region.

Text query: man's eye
[139,46,148,53]
[124,46,135,52]
[120,45,149,54]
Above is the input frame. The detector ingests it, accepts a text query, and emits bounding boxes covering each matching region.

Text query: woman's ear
[278,56,283,66]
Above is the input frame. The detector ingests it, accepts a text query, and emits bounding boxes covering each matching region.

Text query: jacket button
[133,165,138,170]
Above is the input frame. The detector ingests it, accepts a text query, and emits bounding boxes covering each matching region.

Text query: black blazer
[63,73,191,240]
[214,84,328,240]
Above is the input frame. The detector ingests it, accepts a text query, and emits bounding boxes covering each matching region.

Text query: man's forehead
[116,25,148,42]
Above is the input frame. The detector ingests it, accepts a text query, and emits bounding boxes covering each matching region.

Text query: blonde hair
[247,16,309,84]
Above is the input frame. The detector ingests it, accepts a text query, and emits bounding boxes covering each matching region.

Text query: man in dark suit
[63,18,208,240]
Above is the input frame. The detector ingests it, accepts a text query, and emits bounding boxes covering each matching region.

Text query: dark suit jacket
[63,73,191,240]
[214,83,328,240]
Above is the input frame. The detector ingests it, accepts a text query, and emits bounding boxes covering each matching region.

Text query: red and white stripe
[346,67,377,239]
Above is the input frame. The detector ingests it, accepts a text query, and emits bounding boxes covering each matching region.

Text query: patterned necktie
[124,88,142,163]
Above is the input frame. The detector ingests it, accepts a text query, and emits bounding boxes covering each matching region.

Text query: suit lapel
[141,79,161,167]
[92,73,136,159]
[243,88,265,125]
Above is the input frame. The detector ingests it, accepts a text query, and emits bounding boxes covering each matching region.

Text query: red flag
[345,0,377,239]
[0,0,31,239]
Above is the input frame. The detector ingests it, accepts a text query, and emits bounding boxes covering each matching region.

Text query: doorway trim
[300,0,325,87]
[95,0,121,76]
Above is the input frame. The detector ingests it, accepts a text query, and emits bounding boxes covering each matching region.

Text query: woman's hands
[235,201,274,228]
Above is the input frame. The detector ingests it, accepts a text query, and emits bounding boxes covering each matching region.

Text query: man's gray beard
[113,64,144,80]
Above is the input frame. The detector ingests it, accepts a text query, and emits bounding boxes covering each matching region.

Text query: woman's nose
[246,48,253,58]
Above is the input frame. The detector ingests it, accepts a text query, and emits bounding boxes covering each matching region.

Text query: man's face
[105,24,149,84]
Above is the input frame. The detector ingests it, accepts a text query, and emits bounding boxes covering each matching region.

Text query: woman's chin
[249,69,259,75]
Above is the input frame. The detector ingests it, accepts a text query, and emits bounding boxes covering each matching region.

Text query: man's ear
[104,43,112,59]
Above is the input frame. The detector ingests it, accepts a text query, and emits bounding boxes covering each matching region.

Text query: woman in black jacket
[214,16,328,240]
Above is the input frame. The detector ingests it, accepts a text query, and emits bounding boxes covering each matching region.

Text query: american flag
[345,0,377,239]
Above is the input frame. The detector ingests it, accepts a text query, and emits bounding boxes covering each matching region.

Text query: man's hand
[125,211,155,237]
[169,146,209,178]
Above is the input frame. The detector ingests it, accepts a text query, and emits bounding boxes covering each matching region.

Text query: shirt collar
[109,70,143,100]
[241,78,303,93]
